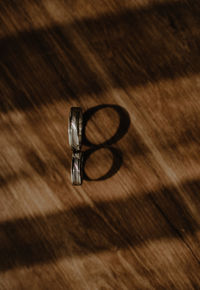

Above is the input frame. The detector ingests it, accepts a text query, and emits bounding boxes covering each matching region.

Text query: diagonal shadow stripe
[0,0,200,112]
[0,178,199,272]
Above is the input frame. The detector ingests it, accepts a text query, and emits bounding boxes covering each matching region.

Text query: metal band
[71,151,83,185]
[68,107,83,151]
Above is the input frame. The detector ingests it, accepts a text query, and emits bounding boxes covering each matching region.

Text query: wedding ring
[68,107,83,151]
[71,151,83,185]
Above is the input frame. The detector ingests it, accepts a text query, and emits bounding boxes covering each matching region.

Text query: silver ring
[68,107,83,151]
[71,151,83,185]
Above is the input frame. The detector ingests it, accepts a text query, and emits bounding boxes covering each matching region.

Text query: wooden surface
[1,0,200,289]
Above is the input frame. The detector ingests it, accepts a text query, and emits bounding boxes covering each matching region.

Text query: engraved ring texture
[68,107,83,151]
[71,151,83,185]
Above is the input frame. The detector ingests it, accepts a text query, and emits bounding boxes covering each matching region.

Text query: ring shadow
[82,104,130,147]
[82,104,130,181]
[83,146,123,181]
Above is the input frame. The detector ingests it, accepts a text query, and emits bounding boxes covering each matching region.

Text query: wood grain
[0,0,200,289]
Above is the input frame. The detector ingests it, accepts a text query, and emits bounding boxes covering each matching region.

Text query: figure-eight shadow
[82,104,130,181]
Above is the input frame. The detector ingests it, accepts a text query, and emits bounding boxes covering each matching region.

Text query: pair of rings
[68,107,83,185]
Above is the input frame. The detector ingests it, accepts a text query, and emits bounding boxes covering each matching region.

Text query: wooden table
[0,0,200,288]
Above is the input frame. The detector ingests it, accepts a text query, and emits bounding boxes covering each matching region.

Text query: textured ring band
[71,151,83,185]
[68,107,83,151]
